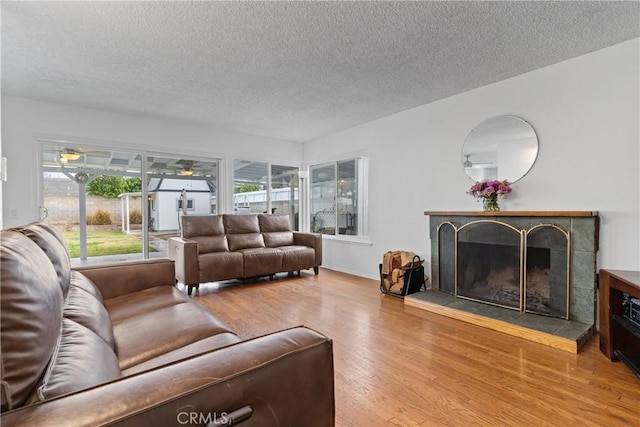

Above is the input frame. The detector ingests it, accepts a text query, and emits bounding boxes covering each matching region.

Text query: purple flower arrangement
[467,179,512,200]
[467,180,512,211]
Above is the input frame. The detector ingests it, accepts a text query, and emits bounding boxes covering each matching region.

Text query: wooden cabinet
[599,269,640,377]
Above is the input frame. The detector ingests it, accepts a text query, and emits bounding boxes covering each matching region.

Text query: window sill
[321,234,372,246]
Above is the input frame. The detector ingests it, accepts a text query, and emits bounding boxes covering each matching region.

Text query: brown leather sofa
[168,214,322,295]
[0,222,334,426]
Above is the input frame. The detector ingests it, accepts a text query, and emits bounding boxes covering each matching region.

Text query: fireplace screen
[438,222,456,295]
[525,225,570,318]
[437,219,571,319]
[457,221,522,310]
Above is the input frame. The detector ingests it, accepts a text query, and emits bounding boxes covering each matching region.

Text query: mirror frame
[462,115,538,183]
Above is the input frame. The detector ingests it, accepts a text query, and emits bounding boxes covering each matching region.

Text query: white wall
[305,38,640,278]
[3,39,638,277]
[1,96,303,227]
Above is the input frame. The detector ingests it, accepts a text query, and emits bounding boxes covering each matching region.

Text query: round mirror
[462,115,538,183]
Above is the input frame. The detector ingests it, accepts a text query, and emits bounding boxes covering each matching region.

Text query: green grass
[62,230,156,258]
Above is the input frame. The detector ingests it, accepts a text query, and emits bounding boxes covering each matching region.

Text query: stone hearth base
[405,290,594,353]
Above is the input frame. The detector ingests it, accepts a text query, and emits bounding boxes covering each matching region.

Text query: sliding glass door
[40,142,219,264]
[41,144,145,263]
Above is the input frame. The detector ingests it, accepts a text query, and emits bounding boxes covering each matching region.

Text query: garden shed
[147,178,213,231]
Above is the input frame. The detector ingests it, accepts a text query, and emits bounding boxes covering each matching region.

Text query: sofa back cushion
[259,215,295,247]
[227,233,265,251]
[29,319,121,404]
[182,215,225,238]
[192,236,229,254]
[69,270,104,302]
[224,214,260,234]
[258,214,291,232]
[11,222,71,299]
[1,231,63,412]
[182,215,229,254]
[224,215,266,251]
[64,272,116,349]
[263,232,295,248]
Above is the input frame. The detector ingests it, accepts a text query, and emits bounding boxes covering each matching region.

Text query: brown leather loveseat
[0,222,334,426]
[168,214,322,295]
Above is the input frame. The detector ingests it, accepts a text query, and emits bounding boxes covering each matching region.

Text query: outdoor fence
[45,195,142,227]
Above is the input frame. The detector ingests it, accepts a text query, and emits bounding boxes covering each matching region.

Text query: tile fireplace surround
[407,211,599,353]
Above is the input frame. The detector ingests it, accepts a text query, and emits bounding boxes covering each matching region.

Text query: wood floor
[191,268,640,427]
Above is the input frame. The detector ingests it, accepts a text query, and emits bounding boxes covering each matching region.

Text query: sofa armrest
[73,258,176,300]
[0,327,335,427]
[168,237,200,286]
[294,232,323,266]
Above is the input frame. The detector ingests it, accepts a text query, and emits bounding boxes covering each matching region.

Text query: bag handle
[402,255,425,296]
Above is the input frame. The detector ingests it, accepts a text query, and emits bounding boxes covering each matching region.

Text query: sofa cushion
[223,214,260,234]
[278,246,316,271]
[239,247,284,277]
[182,215,225,238]
[192,235,229,254]
[112,302,235,370]
[29,319,121,403]
[104,286,191,324]
[64,276,116,349]
[70,270,104,302]
[258,214,292,232]
[27,221,69,249]
[121,332,241,376]
[227,233,266,251]
[0,231,64,412]
[264,231,295,248]
[199,251,244,282]
[12,222,71,299]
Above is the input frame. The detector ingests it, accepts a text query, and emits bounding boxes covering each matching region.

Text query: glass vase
[483,197,500,212]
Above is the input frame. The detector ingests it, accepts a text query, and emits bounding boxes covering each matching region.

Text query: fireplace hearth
[409,211,599,353]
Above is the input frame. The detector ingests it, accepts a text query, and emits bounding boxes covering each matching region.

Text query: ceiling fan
[60,148,81,161]
[463,155,494,168]
[174,159,216,177]
[173,160,195,176]
[56,147,111,163]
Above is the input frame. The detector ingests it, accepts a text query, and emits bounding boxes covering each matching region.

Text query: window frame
[37,138,222,261]
[231,159,301,230]
[309,156,369,241]
[176,198,195,211]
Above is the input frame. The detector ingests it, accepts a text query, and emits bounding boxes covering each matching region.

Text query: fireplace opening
[458,242,521,309]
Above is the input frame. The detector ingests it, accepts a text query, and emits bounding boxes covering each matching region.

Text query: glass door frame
[38,138,221,263]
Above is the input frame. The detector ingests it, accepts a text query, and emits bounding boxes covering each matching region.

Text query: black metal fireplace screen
[438,220,570,319]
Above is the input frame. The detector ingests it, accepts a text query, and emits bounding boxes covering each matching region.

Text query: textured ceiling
[2,1,638,143]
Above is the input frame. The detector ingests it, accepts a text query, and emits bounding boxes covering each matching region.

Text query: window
[176,198,195,211]
[233,160,268,214]
[310,157,367,237]
[233,160,300,230]
[271,165,299,230]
